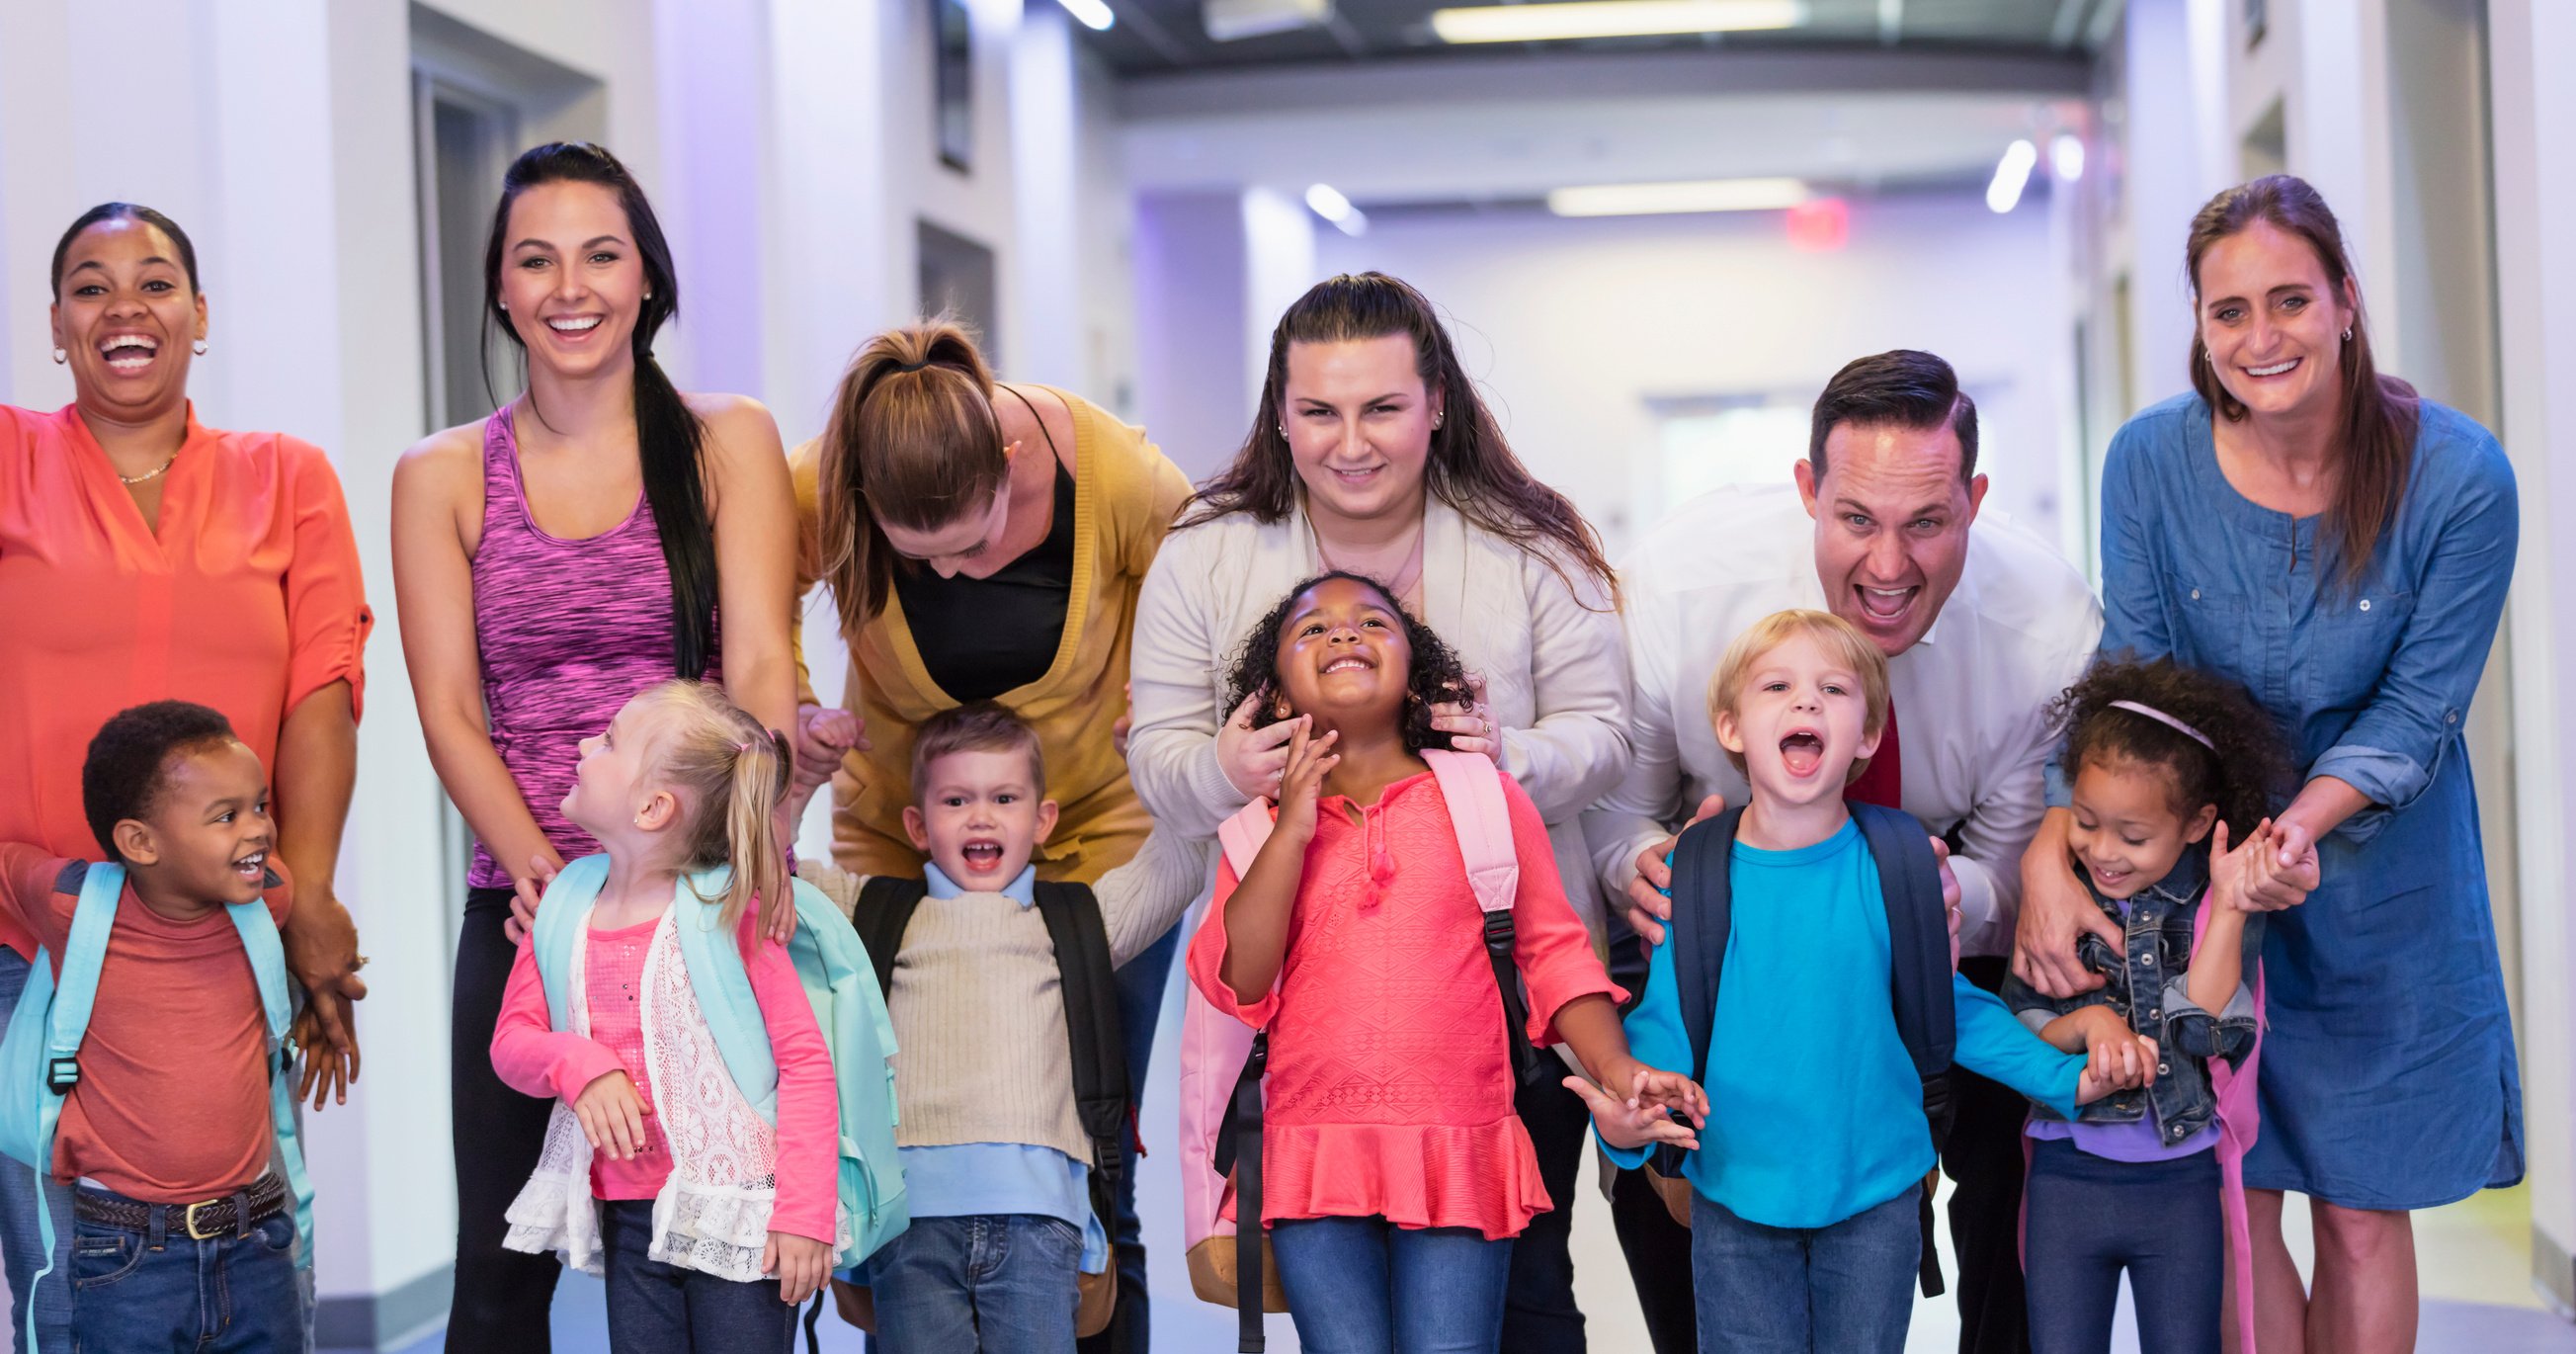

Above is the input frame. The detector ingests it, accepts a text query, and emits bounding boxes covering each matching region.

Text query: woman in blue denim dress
[2014,175,2521,1354]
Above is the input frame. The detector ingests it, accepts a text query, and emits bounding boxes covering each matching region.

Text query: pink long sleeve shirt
[491,907,839,1245]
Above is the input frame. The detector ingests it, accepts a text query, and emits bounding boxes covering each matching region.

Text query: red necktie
[1845,695,1902,809]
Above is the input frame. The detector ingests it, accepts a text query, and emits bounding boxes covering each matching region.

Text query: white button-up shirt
[1582,483,2103,959]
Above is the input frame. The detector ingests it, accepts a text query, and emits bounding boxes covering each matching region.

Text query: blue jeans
[1689,1183,1920,1353]
[0,950,72,1354]
[868,1214,1084,1353]
[1270,1216,1515,1354]
[600,1199,797,1354]
[66,1184,301,1353]
[2023,1140,2221,1354]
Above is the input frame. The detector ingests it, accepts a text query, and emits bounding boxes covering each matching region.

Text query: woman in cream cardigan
[1126,271,1631,1351]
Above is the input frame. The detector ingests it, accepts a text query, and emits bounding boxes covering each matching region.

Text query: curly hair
[1223,571,1475,757]
[2053,655,2296,842]
[82,701,240,860]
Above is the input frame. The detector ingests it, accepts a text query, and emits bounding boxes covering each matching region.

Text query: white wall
[1304,194,2076,555]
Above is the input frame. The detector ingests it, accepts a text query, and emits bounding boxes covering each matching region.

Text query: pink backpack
[2192,891,2267,1354]
[1179,748,1527,1353]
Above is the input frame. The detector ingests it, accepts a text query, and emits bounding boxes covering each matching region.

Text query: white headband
[2109,699,2213,750]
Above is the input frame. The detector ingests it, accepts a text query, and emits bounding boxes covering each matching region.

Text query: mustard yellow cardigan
[790,386,1194,884]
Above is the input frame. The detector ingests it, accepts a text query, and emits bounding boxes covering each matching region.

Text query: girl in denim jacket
[2002,657,2297,1354]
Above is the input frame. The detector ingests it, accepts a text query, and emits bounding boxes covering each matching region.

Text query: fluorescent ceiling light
[1986,138,2037,213]
[1057,0,1116,31]
[1205,0,1332,42]
[1432,0,1805,44]
[2050,133,2086,183]
[1305,183,1368,235]
[1548,177,1810,217]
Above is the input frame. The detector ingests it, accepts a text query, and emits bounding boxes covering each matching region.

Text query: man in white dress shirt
[1585,350,2101,1354]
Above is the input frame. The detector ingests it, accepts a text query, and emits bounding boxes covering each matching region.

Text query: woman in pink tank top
[389,142,796,1354]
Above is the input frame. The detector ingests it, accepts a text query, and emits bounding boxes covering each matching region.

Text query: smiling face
[497,181,648,381]
[1795,421,1986,657]
[1713,631,1883,813]
[115,738,273,909]
[1267,574,1415,735]
[2065,756,2216,899]
[50,216,206,425]
[902,747,1056,889]
[1281,334,1439,529]
[2195,219,2356,422]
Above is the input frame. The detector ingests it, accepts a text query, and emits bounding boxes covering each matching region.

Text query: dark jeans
[1608,1164,1698,1354]
[1501,1073,1593,1352]
[870,1214,1085,1354]
[67,1185,301,1354]
[1271,1217,1515,1354]
[1078,917,1180,1354]
[1690,1183,1921,1354]
[451,886,564,1352]
[2022,1141,2221,1354]
[602,1199,798,1354]
[1948,956,2033,1354]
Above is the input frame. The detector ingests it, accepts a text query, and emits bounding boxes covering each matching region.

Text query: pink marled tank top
[466,407,720,888]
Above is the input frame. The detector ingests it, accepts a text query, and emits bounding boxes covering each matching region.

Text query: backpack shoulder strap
[43,863,125,1092]
[1666,806,1745,1093]
[1033,882,1129,1185]
[1852,803,1955,1075]
[669,867,782,1122]
[531,855,612,1033]
[1214,800,1276,883]
[1421,749,1519,915]
[850,876,930,1008]
[222,895,316,1266]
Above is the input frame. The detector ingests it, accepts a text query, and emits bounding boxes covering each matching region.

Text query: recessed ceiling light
[1547,177,1810,217]
[1431,0,1805,44]
[1057,0,1116,32]
[1305,183,1369,235]
[1987,139,2037,213]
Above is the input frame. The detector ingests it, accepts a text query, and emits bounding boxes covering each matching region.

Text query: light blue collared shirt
[895,864,1111,1274]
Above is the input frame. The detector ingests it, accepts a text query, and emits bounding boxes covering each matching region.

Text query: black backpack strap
[1220,1032,1270,1352]
[849,875,930,1006]
[1482,910,1543,1088]
[1851,801,1958,1298]
[1652,806,1744,1182]
[1033,882,1130,1185]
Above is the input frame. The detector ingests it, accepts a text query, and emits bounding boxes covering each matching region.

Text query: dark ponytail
[481,141,718,677]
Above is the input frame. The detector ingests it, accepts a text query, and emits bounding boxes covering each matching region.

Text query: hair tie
[733,740,754,755]
[2108,700,2214,750]
[893,357,938,374]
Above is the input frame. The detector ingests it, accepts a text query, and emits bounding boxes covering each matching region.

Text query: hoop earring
[192,339,208,356]
[50,348,66,365]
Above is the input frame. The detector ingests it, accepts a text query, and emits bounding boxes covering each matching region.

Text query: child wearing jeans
[1603,611,2146,1353]
[492,680,838,1352]
[2002,657,2297,1354]
[1190,571,1701,1354]
[790,702,1199,1353]
[0,702,347,1353]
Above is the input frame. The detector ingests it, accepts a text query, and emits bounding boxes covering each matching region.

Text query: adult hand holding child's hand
[787,704,866,824]
[574,1069,653,1160]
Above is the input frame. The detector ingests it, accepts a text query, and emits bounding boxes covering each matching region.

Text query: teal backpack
[529,856,907,1274]
[0,862,314,1354]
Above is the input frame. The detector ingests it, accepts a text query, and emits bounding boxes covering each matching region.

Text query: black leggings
[449,886,565,1352]
[2022,1138,2222,1354]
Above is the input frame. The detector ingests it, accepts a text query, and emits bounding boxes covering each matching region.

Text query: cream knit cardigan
[1125,494,1630,937]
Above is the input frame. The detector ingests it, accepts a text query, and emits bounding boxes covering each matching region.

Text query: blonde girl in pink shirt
[490,680,839,1352]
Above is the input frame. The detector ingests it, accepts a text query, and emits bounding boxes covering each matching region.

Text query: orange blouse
[0,403,371,958]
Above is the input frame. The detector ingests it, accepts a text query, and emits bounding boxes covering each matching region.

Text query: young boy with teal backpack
[0,702,331,1354]
[493,680,903,1353]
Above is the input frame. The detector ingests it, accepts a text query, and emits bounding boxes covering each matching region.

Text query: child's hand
[2075,1033,2160,1104]
[2236,817,2319,913]
[787,705,866,824]
[1274,719,1338,842]
[573,1070,653,1159]
[2207,819,2264,916]
[1564,1074,1701,1152]
[764,1230,831,1306]
[1619,1062,1709,1129]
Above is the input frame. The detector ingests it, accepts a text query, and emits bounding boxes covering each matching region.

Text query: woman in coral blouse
[0,202,373,1351]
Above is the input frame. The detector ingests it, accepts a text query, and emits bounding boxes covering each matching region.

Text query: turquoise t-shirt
[1605,818,2084,1228]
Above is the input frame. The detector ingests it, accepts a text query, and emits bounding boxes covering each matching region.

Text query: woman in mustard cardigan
[787,318,1191,1351]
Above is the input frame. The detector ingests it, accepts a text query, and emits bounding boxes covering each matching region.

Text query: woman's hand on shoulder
[1426,671,1500,757]
[1217,692,1300,800]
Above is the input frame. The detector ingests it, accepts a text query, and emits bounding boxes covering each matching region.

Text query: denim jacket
[2001,849,2261,1146]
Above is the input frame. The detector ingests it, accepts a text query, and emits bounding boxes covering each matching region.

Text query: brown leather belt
[73,1173,288,1240]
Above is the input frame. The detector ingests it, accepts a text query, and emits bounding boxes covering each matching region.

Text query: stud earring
[1433,411,1445,429]
[50,348,66,365]
[2342,326,2354,342]
[498,300,508,311]
[192,340,208,356]
[1276,424,1287,439]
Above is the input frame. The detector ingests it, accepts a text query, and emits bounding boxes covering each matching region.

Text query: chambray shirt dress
[2096,392,2523,1211]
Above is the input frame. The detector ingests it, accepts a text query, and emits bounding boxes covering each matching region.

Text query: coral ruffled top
[1186,766,1622,1240]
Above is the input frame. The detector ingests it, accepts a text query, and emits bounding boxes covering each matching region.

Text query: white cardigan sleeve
[1494,552,1630,824]
[1125,527,1254,841]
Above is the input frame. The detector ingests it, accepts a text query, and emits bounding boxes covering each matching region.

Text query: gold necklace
[117,452,179,485]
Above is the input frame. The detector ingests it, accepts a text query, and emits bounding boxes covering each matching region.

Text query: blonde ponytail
[636,680,795,936]
[816,317,1008,632]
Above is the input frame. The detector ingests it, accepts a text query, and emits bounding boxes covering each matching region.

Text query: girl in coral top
[1187,571,1701,1354]
[490,680,838,1351]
